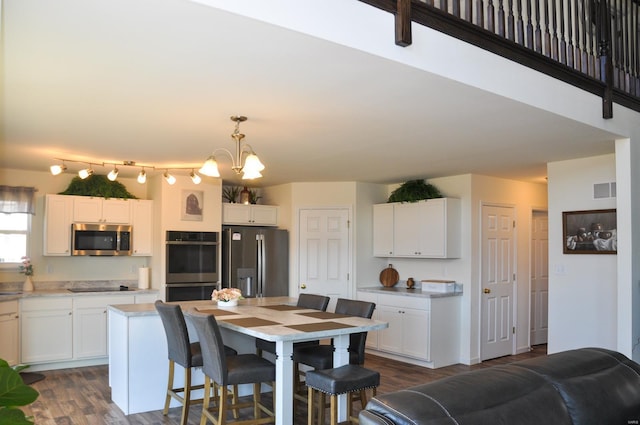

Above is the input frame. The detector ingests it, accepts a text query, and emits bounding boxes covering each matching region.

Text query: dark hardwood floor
[22,345,547,424]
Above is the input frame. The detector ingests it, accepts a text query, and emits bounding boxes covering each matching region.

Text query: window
[0,213,30,264]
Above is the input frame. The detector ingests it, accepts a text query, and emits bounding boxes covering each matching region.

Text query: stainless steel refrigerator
[222,226,289,297]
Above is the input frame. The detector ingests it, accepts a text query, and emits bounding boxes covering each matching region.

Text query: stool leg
[201,377,212,425]
[180,367,192,425]
[330,394,338,425]
[164,360,174,415]
[308,386,314,425]
[318,392,326,425]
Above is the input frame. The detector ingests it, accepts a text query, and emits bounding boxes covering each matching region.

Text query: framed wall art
[181,190,203,221]
[562,209,617,254]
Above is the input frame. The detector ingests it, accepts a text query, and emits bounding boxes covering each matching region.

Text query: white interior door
[481,204,515,361]
[298,208,350,310]
[530,211,549,346]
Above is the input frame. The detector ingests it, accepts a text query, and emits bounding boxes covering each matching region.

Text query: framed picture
[562,209,617,254]
[181,190,203,221]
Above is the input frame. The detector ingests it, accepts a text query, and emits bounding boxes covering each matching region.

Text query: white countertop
[358,285,462,298]
[0,288,158,301]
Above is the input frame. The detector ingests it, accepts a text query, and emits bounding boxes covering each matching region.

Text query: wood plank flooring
[22,345,546,424]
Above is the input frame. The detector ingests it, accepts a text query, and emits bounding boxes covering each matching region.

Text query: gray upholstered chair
[255,293,330,356]
[185,309,276,425]
[155,300,237,425]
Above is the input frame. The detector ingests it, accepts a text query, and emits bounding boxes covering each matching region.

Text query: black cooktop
[67,286,129,293]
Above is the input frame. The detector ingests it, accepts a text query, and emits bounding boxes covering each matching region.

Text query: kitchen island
[108,297,388,424]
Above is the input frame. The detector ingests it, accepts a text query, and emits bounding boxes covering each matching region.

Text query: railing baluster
[442,0,450,13]
[488,0,495,32]
[534,0,542,53]
[580,0,589,74]
[543,0,552,57]
[551,0,559,60]
[635,1,640,96]
[567,0,575,68]
[623,0,630,91]
[465,0,473,22]
[498,0,506,36]
[517,0,525,45]
[507,0,516,41]
[559,0,567,64]
[452,0,461,18]
[476,0,485,27]
[573,0,581,71]
[526,0,534,49]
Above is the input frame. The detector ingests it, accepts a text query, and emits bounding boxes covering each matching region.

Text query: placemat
[260,304,304,311]
[196,308,239,316]
[296,311,351,320]
[224,317,281,327]
[286,321,355,332]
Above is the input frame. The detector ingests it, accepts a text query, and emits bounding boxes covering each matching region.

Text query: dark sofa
[359,347,640,425]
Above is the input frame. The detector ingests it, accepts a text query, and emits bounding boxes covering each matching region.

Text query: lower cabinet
[20,293,148,367]
[0,300,20,365]
[74,296,135,359]
[21,298,73,364]
[358,291,460,368]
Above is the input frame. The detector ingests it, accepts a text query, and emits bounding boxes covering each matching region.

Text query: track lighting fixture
[78,165,94,179]
[190,170,202,184]
[50,162,67,176]
[107,165,119,181]
[163,170,176,185]
[137,169,147,184]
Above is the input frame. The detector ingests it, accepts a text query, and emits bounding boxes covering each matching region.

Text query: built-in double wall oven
[165,231,219,301]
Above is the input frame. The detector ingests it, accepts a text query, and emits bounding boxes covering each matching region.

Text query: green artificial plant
[0,359,39,425]
[59,175,138,199]
[387,179,443,203]
[222,186,241,203]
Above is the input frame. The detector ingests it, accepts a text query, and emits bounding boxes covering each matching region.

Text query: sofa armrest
[359,410,396,425]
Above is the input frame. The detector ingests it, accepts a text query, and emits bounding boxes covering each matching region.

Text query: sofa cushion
[362,365,572,425]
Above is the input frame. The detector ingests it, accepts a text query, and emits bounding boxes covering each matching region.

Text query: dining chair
[255,293,330,357]
[155,300,238,425]
[292,298,376,421]
[185,309,276,425]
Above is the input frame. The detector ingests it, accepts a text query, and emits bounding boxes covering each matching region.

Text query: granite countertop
[358,285,463,298]
[0,288,158,301]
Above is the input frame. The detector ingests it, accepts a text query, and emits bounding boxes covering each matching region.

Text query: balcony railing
[360,0,640,118]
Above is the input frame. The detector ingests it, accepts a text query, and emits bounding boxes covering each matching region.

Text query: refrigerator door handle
[257,234,264,297]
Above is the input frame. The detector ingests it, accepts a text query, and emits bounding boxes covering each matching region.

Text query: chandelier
[199,115,265,180]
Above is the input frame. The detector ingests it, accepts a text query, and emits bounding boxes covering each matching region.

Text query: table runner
[286,321,355,332]
[223,317,281,327]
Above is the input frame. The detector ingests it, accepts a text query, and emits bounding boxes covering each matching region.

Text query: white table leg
[333,334,350,422]
[274,340,294,425]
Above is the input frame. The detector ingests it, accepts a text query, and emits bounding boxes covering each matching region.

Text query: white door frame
[479,202,517,361]
[529,208,549,347]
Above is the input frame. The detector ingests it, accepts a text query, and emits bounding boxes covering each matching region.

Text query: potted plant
[222,186,241,203]
[249,189,262,205]
[387,179,443,203]
[0,359,39,424]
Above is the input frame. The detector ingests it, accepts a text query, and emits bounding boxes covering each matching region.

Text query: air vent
[593,182,616,199]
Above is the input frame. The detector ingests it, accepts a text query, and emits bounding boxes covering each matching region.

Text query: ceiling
[1,0,619,187]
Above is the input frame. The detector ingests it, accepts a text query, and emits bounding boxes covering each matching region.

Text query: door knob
[300,284,307,289]
[483,288,491,294]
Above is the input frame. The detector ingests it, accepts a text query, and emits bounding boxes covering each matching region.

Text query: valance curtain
[0,186,37,214]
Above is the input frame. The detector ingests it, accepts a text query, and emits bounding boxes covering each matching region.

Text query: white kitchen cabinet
[130,200,153,256]
[73,295,135,359]
[21,297,73,364]
[43,194,74,256]
[356,291,379,349]
[222,204,278,226]
[0,300,19,365]
[372,203,394,256]
[134,293,158,304]
[373,198,461,259]
[358,291,460,368]
[73,197,131,223]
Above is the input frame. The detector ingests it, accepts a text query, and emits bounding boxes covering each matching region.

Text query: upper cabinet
[44,195,153,256]
[373,198,461,259]
[222,204,278,226]
[73,197,131,223]
[44,194,74,256]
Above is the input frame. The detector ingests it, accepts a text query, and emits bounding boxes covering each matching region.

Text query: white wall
[0,168,151,285]
[547,154,618,353]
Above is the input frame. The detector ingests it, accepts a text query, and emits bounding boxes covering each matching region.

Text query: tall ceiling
[1,0,618,187]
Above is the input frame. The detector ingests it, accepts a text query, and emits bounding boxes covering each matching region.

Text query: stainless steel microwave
[72,223,132,256]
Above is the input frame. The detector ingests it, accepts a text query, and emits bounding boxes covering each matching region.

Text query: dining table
[108,296,388,425]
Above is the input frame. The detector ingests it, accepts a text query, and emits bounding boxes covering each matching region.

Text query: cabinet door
[251,205,278,226]
[44,194,73,256]
[402,308,431,360]
[393,203,422,256]
[377,306,403,353]
[21,299,73,363]
[131,200,153,256]
[417,200,446,258]
[102,199,131,223]
[0,301,19,365]
[222,204,252,224]
[74,295,135,359]
[373,204,394,256]
[73,197,103,222]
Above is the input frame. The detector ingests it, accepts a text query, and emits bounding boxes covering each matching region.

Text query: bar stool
[155,300,238,425]
[306,364,380,425]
